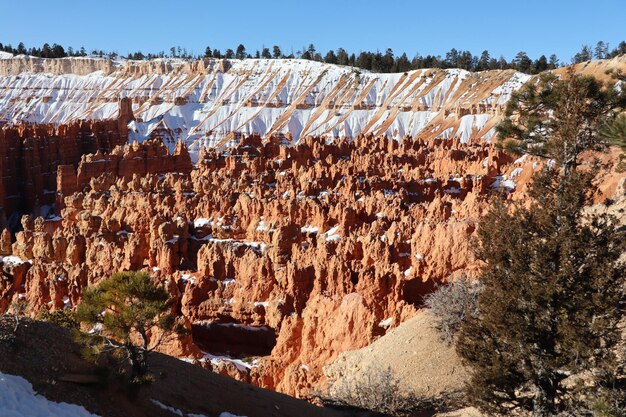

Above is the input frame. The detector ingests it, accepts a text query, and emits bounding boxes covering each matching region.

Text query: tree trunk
[532,377,557,417]
[127,344,147,381]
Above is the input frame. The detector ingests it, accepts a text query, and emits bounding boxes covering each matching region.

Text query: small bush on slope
[424,276,481,345]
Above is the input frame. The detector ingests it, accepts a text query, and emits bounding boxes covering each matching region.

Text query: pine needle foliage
[496,69,626,174]
[75,271,178,382]
[457,167,626,417]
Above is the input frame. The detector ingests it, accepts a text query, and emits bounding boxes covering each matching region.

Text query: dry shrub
[423,275,481,344]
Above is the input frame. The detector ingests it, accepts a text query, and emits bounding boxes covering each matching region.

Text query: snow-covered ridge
[0,57,531,159]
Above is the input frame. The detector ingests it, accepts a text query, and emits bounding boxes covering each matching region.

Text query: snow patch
[0,372,101,416]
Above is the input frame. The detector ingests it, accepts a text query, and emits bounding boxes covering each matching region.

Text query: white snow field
[0,372,100,417]
[0,57,530,161]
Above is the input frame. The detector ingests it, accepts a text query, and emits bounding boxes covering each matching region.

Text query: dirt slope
[324,312,469,400]
[0,316,346,417]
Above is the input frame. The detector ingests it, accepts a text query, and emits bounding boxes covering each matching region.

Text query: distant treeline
[1,41,625,74]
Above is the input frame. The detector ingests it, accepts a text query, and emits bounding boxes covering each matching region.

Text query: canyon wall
[0,56,624,399]
[0,56,536,160]
[7,132,617,397]
[0,116,130,229]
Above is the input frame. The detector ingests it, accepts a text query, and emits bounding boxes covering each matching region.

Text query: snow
[219,413,247,417]
[255,218,269,232]
[510,167,523,178]
[514,154,529,164]
[198,352,255,372]
[193,218,212,228]
[0,372,101,416]
[300,225,319,234]
[151,399,183,416]
[1,256,25,266]
[180,274,196,285]
[323,226,341,242]
[378,317,393,327]
[0,51,13,59]
[491,176,516,191]
[0,58,530,155]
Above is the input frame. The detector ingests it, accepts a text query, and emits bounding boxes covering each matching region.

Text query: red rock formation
[0,131,622,400]
[0,119,127,229]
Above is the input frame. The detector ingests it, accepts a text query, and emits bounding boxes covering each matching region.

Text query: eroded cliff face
[0,56,625,399]
[0,118,129,229]
[3,130,617,397]
[0,56,535,159]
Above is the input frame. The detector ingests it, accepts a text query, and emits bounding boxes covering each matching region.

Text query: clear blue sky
[1,0,624,62]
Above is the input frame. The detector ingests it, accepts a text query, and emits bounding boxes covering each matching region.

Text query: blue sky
[1,0,624,61]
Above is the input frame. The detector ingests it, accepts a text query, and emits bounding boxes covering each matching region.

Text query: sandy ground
[325,312,470,401]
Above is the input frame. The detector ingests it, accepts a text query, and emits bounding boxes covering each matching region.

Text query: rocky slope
[0,316,347,417]
[0,56,624,401]
[2,130,622,398]
[0,56,533,160]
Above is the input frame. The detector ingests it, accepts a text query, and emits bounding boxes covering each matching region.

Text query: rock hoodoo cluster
[6,126,618,397]
[0,56,624,399]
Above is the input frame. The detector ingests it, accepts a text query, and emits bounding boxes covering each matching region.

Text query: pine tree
[595,41,608,60]
[336,48,349,66]
[457,168,626,416]
[513,51,532,73]
[459,72,626,417]
[75,271,180,382]
[532,55,548,73]
[324,50,338,64]
[204,46,212,58]
[496,70,626,175]
[272,45,282,59]
[235,44,246,60]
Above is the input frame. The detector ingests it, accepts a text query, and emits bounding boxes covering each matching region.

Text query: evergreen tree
[337,48,349,66]
[513,51,532,73]
[477,50,490,71]
[595,41,608,60]
[445,48,459,68]
[395,53,411,73]
[532,55,548,73]
[224,48,234,59]
[272,45,282,59]
[261,47,271,59]
[548,54,559,69]
[572,45,593,64]
[457,168,626,416]
[324,50,338,64]
[460,72,626,416]
[204,46,212,58]
[76,271,179,382]
[41,43,51,58]
[496,70,626,174]
[235,44,246,60]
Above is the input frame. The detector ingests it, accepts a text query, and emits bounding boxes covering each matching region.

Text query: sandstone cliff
[1,129,621,397]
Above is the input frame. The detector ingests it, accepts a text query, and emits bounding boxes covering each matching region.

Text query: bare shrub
[322,364,445,416]
[424,275,481,344]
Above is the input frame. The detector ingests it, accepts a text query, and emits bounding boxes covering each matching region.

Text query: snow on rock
[1,256,26,266]
[323,225,341,242]
[151,399,183,416]
[0,372,101,417]
[0,57,531,158]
